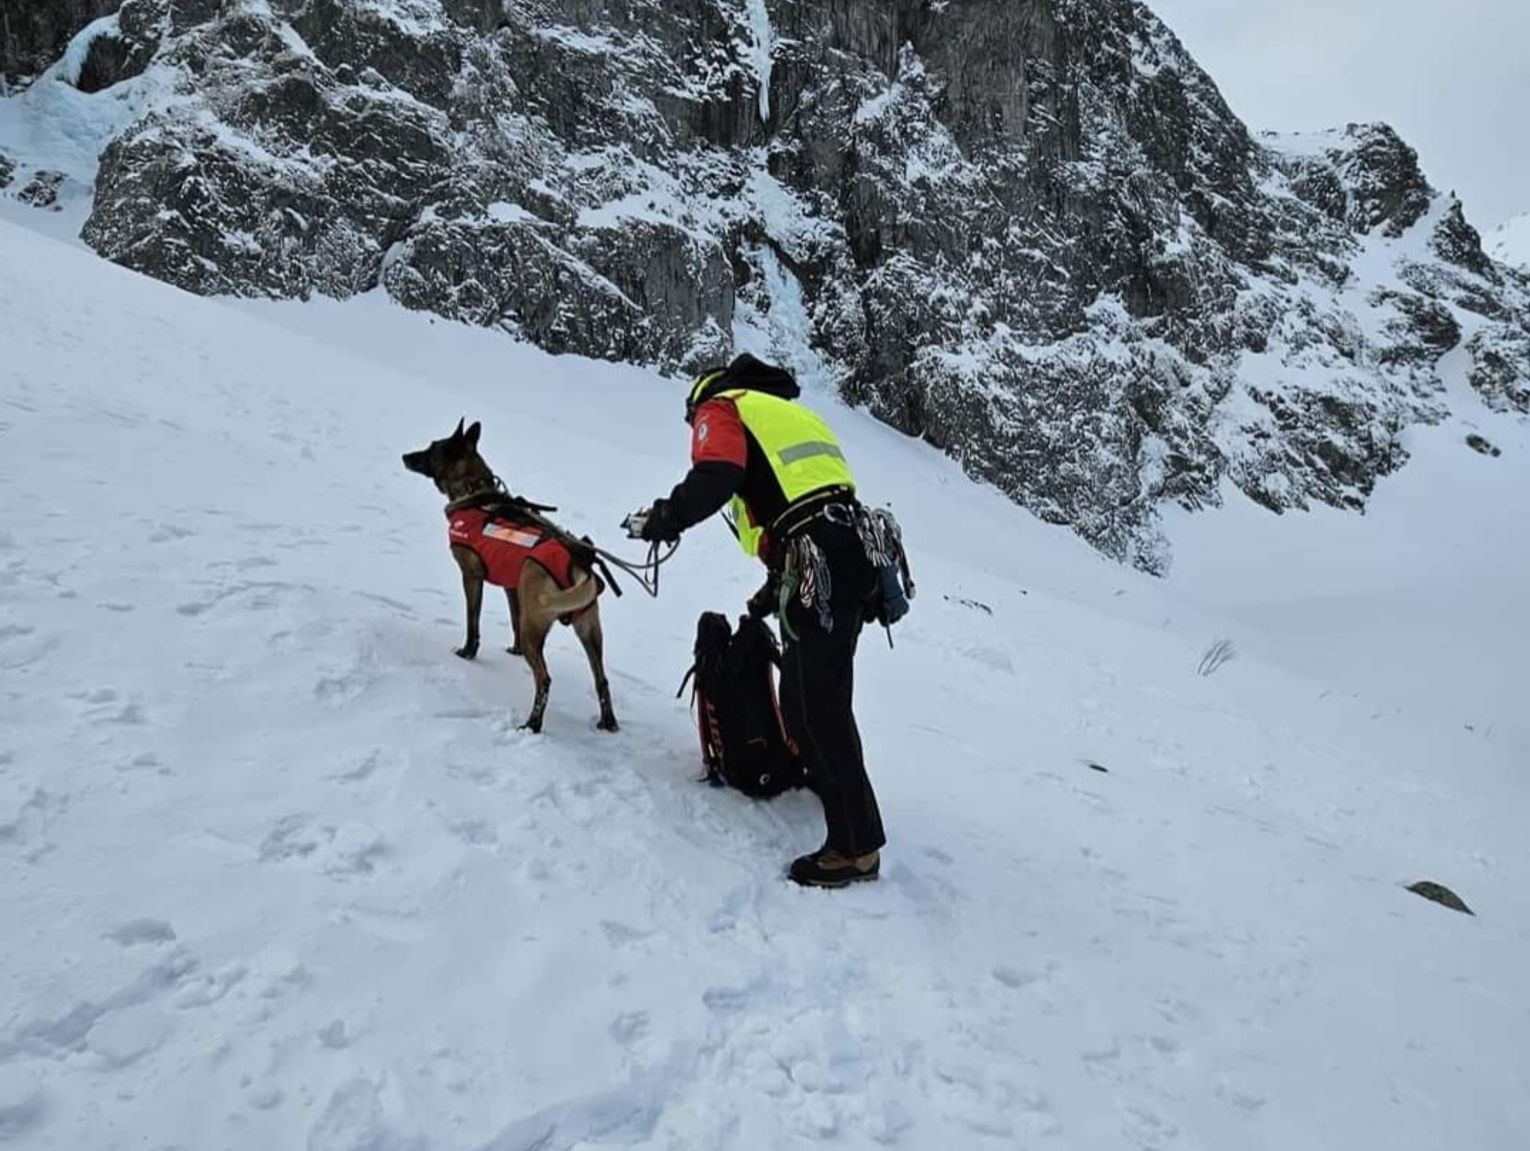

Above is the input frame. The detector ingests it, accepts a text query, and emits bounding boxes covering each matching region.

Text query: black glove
[746,573,780,619]
[637,499,682,544]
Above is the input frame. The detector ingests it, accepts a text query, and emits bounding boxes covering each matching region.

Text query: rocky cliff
[3,0,1528,569]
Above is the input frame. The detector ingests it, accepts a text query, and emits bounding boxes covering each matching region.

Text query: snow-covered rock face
[0,0,120,88]
[1490,213,1530,271]
[7,0,1530,570]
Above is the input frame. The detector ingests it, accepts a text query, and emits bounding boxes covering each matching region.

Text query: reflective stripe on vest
[777,441,847,466]
[720,389,855,557]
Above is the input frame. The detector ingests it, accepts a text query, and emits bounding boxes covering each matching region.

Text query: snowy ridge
[3,217,1529,1149]
[1489,212,1530,270]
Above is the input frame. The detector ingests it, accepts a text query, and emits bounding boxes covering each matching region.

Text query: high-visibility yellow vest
[715,388,856,557]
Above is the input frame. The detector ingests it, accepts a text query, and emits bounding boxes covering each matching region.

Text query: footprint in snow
[176,580,306,618]
[86,1003,172,1070]
[147,523,196,544]
[247,1085,285,1111]
[0,630,60,671]
[98,700,149,727]
[608,1011,649,1047]
[0,1075,47,1140]
[1121,1102,1180,1147]
[259,816,390,876]
[307,1078,420,1151]
[701,983,756,1015]
[992,965,1044,991]
[0,949,195,1063]
[114,750,168,775]
[172,963,247,1009]
[259,815,323,862]
[0,786,66,853]
[332,749,385,784]
[450,819,498,848]
[444,759,498,787]
[600,920,653,949]
[104,919,177,947]
[317,1020,352,1049]
[313,671,373,706]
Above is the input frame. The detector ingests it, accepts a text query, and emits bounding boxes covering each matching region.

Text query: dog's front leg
[454,563,484,661]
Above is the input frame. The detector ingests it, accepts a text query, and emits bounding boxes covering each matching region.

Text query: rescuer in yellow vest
[626,353,885,887]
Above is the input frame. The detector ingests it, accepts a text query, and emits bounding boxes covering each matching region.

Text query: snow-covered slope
[2,217,1528,1150]
[1489,212,1530,270]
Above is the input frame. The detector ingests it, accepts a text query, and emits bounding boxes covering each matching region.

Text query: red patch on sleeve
[691,398,747,467]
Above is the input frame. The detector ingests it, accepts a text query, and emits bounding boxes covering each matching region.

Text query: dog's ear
[453,417,466,440]
[465,421,482,447]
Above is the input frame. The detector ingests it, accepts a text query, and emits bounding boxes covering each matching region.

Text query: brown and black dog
[403,419,618,734]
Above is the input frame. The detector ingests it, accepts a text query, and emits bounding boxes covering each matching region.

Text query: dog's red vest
[447,507,579,591]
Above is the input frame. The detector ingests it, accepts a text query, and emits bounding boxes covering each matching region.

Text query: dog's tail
[532,572,601,618]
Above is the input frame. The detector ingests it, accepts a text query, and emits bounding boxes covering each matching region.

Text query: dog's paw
[506,645,523,657]
[597,715,620,733]
[454,645,479,661]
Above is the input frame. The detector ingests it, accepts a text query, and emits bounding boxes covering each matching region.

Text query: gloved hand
[621,507,651,540]
[623,501,681,543]
[746,573,779,619]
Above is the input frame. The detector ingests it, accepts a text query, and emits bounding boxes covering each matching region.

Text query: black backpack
[677,612,804,798]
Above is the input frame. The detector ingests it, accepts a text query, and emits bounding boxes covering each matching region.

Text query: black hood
[687,353,801,420]
[720,353,800,400]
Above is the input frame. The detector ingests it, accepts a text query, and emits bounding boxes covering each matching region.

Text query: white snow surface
[1488,212,1530,270]
[2,216,1528,1150]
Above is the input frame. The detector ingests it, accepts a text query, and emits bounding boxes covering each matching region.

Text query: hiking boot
[788,848,880,888]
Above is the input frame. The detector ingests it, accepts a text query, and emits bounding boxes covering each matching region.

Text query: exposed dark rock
[0,0,120,85]
[1432,200,1495,278]
[1465,434,1501,458]
[17,169,66,209]
[1326,124,1432,238]
[1466,328,1530,415]
[0,150,14,188]
[382,214,732,368]
[1406,881,1473,916]
[73,24,129,91]
[64,0,161,93]
[1374,290,1462,367]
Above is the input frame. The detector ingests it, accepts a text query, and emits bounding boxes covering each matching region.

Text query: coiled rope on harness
[448,480,678,599]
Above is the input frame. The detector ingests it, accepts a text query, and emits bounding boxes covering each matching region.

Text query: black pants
[778,518,886,858]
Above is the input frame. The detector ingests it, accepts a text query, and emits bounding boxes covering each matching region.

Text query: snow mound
[2,218,1528,1150]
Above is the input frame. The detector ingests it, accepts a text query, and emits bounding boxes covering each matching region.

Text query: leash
[584,535,680,600]
[456,480,679,599]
